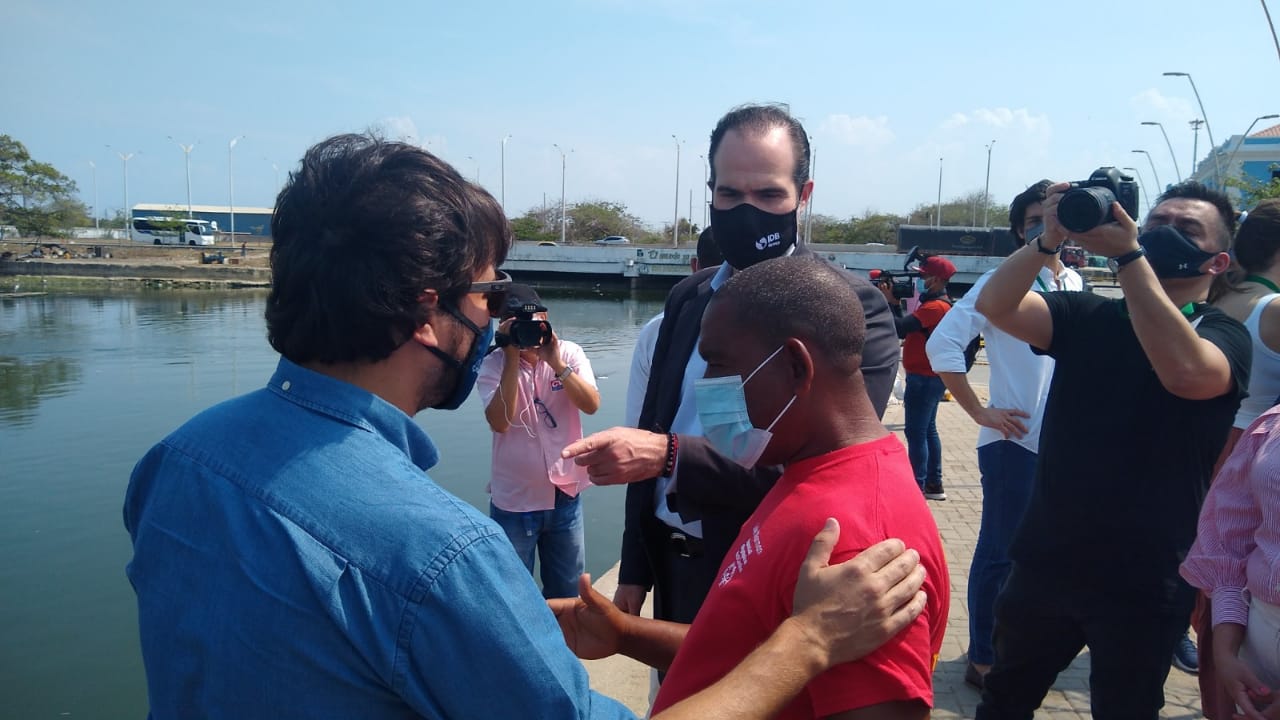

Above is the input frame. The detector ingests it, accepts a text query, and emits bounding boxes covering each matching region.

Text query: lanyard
[1246,275,1280,294]
[1033,275,1050,293]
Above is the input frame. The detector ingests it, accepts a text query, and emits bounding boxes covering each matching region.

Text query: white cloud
[820,114,895,149]
[941,113,969,130]
[1129,88,1196,120]
[379,115,420,144]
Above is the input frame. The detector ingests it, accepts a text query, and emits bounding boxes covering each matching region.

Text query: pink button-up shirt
[1180,403,1280,627]
[477,341,596,513]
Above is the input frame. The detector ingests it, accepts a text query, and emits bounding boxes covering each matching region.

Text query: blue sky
[4,0,1278,228]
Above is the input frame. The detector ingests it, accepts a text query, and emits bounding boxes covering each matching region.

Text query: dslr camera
[869,246,927,300]
[1058,167,1140,234]
[497,301,553,349]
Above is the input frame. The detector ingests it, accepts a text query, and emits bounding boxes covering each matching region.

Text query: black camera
[869,245,925,300]
[497,302,553,349]
[1058,167,1140,234]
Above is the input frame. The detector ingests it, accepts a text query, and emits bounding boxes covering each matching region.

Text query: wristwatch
[556,366,574,382]
[1107,247,1146,274]
[1034,234,1063,255]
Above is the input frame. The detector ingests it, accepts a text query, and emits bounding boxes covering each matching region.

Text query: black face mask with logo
[709,203,798,269]
[1138,224,1218,279]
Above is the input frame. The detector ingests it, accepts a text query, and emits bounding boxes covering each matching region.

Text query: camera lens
[1058,187,1118,234]
[510,320,552,348]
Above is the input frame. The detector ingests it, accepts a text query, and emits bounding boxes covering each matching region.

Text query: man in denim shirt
[124,134,928,719]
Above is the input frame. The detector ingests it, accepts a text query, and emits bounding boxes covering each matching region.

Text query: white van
[132,217,217,246]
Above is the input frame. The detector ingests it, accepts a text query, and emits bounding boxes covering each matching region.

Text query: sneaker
[1172,631,1198,674]
[923,484,947,501]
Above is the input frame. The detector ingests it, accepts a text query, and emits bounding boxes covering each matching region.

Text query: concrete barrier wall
[0,261,270,284]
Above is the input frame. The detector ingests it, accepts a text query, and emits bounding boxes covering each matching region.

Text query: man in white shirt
[479,284,601,598]
[925,180,1083,689]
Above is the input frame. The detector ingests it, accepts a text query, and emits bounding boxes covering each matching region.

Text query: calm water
[0,286,666,718]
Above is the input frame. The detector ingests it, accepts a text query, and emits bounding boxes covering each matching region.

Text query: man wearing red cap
[880,254,957,500]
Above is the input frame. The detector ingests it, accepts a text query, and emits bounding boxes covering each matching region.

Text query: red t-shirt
[651,435,949,718]
[901,298,951,376]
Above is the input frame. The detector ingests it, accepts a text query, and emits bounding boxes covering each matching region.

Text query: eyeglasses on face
[465,270,513,318]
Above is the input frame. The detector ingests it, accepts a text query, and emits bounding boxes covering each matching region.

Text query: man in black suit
[561,103,899,631]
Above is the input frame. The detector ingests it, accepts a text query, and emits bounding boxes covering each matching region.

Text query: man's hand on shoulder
[790,519,927,668]
[561,427,667,485]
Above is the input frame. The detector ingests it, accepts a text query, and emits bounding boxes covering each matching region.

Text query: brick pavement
[884,393,1204,719]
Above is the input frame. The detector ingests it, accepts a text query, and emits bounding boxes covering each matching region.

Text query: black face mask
[709,203,798,269]
[1139,225,1218,279]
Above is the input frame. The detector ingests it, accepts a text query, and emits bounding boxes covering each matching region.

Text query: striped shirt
[1180,404,1280,627]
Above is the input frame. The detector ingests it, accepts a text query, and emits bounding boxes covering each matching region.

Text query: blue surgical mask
[693,345,797,469]
[428,306,496,410]
[915,277,929,295]
[1139,224,1218,279]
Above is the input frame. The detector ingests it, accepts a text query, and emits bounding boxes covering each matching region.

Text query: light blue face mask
[693,345,797,469]
[915,277,929,295]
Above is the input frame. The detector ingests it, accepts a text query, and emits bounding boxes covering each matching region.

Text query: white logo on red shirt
[719,524,764,586]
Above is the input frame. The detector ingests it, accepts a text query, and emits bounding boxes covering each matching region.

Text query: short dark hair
[1155,181,1236,251]
[266,133,510,365]
[696,226,723,268]
[712,256,864,373]
[707,104,811,195]
[1010,180,1052,239]
[1233,198,1280,273]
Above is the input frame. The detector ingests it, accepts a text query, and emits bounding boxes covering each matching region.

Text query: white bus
[131,217,218,246]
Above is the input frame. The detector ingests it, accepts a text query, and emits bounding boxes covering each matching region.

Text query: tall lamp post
[698,154,708,229]
[264,158,280,192]
[500,135,512,214]
[1122,166,1154,215]
[935,157,943,228]
[1131,149,1162,193]
[108,147,138,240]
[1164,72,1221,188]
[671,134,681,248]
[552,144,569,244]
[1224,114,1280,188]
[228,136,244,244]
[168,136,196,217]
[805,138,816,242]
[982,139,996,228]
[88,160,99,230]
[466,155,479,184]
[1140,121,1182,182]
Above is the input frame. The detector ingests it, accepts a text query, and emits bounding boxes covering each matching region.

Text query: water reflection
[0,355,82,426]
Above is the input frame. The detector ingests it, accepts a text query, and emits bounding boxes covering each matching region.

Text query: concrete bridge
[505,242,1006,287]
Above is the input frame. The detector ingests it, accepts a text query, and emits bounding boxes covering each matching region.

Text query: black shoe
[1172,631,1199,674]
[923,483,947,501]
[964,662,985,691]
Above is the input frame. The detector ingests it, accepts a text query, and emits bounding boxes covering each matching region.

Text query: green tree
[0,135,80,237]
[905,189,1008,229]
[1225,167,1280,209]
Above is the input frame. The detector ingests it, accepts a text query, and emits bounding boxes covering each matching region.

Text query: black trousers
[976,564,1192,720]
[649,530,721,626]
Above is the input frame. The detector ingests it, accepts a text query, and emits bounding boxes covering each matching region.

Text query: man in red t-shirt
[879,255,957,501]
[550,256,947,718]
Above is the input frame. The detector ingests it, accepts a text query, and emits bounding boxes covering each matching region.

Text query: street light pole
[1140,121,1182,182]
[111,149,137,240]
[1224,114,1280,188]
[553,144,568,244]
[1131,150,1162,192]
[805,140,816,243]
[466,155,479,184]
[698,154,708,229]
[229,136,244,243]
[671,134,681,248]
[168,136,196,217]
[983,140,996,228]
[1122,167,1154,215]
[89,160,99,230]
[935,157,943,228]
[501,135,512,214]
[1164,72,1222,188]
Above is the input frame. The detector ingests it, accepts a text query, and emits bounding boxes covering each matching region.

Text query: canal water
[0,286,666,718]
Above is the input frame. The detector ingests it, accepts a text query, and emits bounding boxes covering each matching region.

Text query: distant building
[1189,123,1280,209]
[130,203,274,239]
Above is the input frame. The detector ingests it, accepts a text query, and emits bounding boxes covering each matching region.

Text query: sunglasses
[466,270,514,318]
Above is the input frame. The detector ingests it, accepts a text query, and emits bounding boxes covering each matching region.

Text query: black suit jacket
[618,247,899,617]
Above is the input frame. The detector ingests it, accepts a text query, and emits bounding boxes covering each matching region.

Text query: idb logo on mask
[754,232,782,251]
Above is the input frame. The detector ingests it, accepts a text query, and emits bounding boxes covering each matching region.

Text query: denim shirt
[124,357,633,719]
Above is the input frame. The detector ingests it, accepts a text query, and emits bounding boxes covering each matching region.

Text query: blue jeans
[490,490,585,599]
[967,441,1038,665]
[903,373,946,488]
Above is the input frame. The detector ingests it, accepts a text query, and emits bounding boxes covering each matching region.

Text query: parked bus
[131,217,217,246]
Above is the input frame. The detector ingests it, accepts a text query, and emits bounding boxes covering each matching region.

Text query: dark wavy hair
[707,103,811,195]
[266,133,510,365]
[1210,198,1280,303]
[1010,180,1052,240]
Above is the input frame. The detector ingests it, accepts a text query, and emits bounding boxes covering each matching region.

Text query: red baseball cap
[919,256,957,281]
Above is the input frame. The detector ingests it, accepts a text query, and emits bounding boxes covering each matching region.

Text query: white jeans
[1240,596,1280,690]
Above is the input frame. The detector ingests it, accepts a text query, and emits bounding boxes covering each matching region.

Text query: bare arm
[483,346,522,433]
[542,334,600,414]
[974,242,1054,351]
[1075,204,1234,400]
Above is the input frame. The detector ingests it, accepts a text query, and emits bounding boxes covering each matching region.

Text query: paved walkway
[587,389,1205,718]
